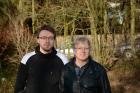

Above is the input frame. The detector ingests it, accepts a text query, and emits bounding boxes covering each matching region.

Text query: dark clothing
[14,47,68,93]
[63,58,112,93]
[74,62,89,80]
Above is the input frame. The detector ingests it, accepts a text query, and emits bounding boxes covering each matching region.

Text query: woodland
[0,0,140,93]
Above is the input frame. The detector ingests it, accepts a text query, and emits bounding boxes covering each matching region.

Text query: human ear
[73,49,76,55]
[37,38,39,44]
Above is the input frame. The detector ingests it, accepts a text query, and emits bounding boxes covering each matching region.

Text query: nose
[81,48,85,51]
[80,48,88,53]
[45,38,50,43]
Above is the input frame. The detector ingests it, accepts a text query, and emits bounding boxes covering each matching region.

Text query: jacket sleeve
[99,68,112,93]
[14,63,28,93]
[59,69,64,93]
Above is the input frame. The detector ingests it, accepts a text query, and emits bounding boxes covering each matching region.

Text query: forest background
[0,0,140,93]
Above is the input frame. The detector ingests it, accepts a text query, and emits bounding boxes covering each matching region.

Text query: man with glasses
[63,36,112,93]
[14,25,68,93]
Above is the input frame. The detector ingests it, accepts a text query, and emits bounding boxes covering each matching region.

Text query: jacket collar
[35,46,57,58]
[67,56,97,70]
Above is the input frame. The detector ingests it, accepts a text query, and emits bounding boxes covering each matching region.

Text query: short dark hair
[37,25,56,39]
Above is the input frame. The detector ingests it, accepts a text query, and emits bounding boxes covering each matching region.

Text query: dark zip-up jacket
[14,47,68,93]
[63,58,112,93]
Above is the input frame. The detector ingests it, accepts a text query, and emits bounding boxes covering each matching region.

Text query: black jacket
[14,47,68,93]
[63,57,112,93]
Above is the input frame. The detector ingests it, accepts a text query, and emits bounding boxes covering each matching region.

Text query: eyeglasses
[38,36,54,40]
[75,47,90,51]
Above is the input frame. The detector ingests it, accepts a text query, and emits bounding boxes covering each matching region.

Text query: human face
[37,30,55,53]
[74,41,90,62]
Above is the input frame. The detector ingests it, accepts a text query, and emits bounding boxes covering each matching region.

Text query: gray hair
[72,36,91,48]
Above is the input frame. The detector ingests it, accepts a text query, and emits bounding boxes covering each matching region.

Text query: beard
[43,48,52,53]
[40,44,53,53]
